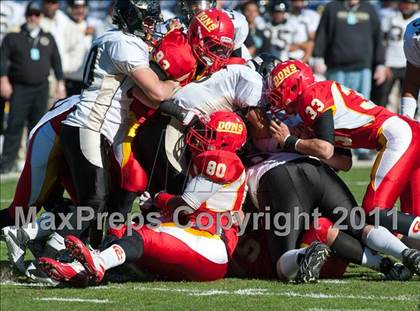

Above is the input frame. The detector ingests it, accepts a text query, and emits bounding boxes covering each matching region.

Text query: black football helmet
[180,0,216,23]
[247,53,282,78]
[113,0,162,38]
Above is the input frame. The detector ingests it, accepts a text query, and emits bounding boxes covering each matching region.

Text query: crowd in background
[0,0,419,173]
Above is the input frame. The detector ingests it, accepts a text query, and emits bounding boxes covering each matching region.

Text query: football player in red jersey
[38,111,248,286]
[1,28,198,284]
[266,60,420,241]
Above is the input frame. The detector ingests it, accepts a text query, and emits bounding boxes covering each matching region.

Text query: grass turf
[0,168,419,311]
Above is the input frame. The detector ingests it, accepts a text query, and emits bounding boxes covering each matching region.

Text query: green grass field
[0,168,419,311]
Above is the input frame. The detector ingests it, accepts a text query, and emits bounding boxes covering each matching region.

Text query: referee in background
[0,1,66,174]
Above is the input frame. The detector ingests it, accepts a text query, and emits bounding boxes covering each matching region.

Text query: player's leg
[300,218,412,280]
[400,165,420,216]
[51,125,110,253]
[363,117,420,239]
[1,123,64,273]
[256,161,319,272]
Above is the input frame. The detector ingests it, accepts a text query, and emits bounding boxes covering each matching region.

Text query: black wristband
[283,135,299,152]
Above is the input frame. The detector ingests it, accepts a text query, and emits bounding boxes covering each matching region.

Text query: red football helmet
[267,60,315,112]
[188,9,235,74]
[186,111,247,154]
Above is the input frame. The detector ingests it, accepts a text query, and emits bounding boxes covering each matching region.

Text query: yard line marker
[0,281,53,287]
[132,286,419,301]
[33,297,112,304]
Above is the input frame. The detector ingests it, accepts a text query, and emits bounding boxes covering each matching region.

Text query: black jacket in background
[313,1,385,70]
[0,24,64,85]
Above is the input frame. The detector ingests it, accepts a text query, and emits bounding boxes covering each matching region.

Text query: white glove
[139,191,153,210]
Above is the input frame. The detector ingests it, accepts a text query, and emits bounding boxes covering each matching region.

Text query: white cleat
[25,261,59,286]
[2,226,29,274]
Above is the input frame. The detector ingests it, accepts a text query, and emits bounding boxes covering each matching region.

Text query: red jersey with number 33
[297,81,395,149]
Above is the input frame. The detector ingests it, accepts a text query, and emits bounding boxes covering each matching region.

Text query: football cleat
[379,257,413,281]
[38,257,89,287]
[295,241,331,284]
[402,248,420,276]
[65,235,105,283]
[25,261,59,286]
[2,226,30,273]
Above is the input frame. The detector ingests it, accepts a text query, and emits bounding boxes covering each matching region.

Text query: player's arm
[154,176,224,216]
[321,147,352,172]
[270,110,335,159]
[401,61,420,118]
[131,68,180,108]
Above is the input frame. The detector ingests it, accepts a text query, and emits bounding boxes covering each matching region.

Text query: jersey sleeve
[108,37,150,75]
[181,175,224,210]
[404,19,420,68]
[182,150,245,210]
[233,65,264,108]
[298,82,335,126]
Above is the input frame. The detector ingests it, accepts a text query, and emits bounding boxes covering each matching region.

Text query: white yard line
[34,297,112,304]
[2,282,418,303]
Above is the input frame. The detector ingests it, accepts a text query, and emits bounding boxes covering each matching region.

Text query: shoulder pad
[193,150,245,184]
[298,81,335,125]
[151,29,197,86]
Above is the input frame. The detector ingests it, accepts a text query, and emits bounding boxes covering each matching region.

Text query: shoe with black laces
[295,241,331,284]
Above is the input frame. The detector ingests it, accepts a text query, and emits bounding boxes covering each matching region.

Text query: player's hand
[270,120,291,149]
[374,65,389,86]
[55,80,67,99]
[0,77,13,99]
[139,191,153,211]
[182,108,202,127]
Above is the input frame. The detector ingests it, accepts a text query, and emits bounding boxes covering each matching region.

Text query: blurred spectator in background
[266,1,308,61]
[371,0,419,108]
[313,0,386,160]
[88,2,115,38]
[313,0,386,100]
[65,0,93,95]
[0,1,64,174]
[377,0,398,20]
[40,0,84,93]
[242,0,270,56]
[288,0,320,63]
[86,0,113,20]
[0,0,27,44]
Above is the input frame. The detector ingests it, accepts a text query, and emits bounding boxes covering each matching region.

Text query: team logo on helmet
[216,121,244,135]
[196,11,218,31]
[272,63,298,88]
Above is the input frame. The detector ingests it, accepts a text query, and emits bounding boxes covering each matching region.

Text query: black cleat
[379,257,413,281]
[402,248,420,276]
[295,241,331,284]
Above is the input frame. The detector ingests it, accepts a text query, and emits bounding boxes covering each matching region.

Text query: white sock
[98,244,126,271]
[408,216,420,239]
[400,96,417,119]
[365,226,407,260]
[46,232,65,252]
[22,213,54,240]
[361,247,382,270]
[277,248,306,280]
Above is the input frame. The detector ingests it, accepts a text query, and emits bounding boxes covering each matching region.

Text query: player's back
[63,29,150,143]
[172,64,263,116]
[298,80,395,148]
